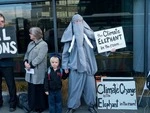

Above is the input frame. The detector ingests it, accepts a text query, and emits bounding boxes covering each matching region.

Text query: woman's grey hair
[0,13,5,22]
[29,27,43,39]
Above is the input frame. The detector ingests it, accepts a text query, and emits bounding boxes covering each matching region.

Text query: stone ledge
[137,96,150,107]
[2,92,150,108]
[2,76,149,106]
[2,79,68,106]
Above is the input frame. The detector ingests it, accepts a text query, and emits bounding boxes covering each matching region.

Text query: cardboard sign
[94,26,126,53]
[0,26,18,58]
[97,77,137,110]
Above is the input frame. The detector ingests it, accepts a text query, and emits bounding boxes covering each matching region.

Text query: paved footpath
[0,92,149,113]
[0,102,148,113]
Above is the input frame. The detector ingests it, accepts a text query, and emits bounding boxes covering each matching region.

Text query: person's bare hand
[111,48,116,52]
[45,91,49,95]
[65,69,69,74]
[24,62,31,70]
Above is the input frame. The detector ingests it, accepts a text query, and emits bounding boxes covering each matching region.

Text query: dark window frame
[0,0,47,5]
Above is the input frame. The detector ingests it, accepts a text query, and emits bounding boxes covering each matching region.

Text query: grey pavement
[0,92,149,113]
[0,105,148,113]
[0,101,148,113]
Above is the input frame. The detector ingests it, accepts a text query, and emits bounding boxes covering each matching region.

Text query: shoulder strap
[48,67,51,74]
[47,67,51,80]
[60,68,63,76]
[48,67,63,78]
[28,40,43,54]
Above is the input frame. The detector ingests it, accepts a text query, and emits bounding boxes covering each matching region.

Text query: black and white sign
[97,77,137,110]
[94,26,126,53]
[0,26,18,58]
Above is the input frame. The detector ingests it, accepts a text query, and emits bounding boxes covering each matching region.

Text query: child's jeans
[48,90,62,113]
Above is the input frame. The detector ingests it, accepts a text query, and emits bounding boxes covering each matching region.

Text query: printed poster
[97,77,137,110]
[94,26,126,53]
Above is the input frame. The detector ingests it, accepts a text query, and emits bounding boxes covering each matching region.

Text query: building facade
[0,0,149,77]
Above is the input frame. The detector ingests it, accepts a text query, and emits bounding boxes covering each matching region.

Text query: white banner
[94,26,126,53]
[97,77,137,110]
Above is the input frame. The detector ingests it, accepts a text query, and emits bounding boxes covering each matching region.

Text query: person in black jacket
[0,13,17,112]
[44,53,68,113]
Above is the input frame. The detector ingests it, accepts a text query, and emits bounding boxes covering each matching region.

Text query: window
[56,0,134,75]
[0,0,145,77]
[0,1,53,76]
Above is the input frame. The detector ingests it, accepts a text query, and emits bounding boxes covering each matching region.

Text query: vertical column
[133,0,144,72]
[52,0,58,52]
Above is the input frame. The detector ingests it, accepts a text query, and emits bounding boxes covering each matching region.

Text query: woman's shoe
[9,107,16,112]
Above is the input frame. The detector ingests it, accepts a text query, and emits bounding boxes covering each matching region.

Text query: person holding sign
[0,13,17,112]
[24,27,48,113]
[61,14,98,113]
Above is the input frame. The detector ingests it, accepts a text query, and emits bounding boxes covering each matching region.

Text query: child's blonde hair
[50,56,60,64]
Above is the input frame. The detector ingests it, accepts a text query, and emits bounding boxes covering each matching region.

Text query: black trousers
[0,67,17,107]
[28,83,47,111]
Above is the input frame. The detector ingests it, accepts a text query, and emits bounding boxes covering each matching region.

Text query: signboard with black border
[0,26,18,58]
[97,77,137,110]
[94,26,126,53]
